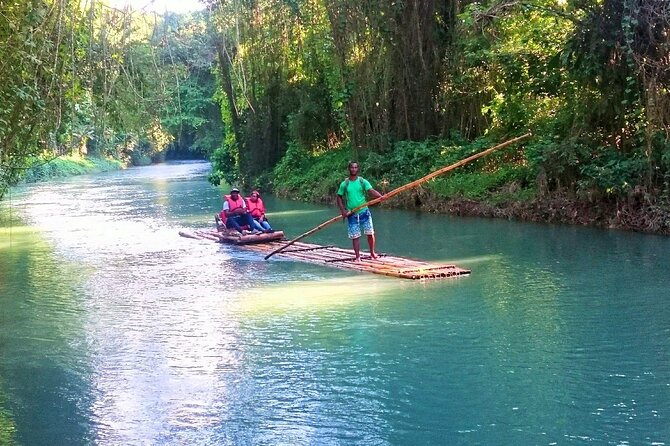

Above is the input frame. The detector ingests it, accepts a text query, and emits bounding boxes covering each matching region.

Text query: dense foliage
[207,0,669,221]
[0,1,220,198]
[2,0,669,230]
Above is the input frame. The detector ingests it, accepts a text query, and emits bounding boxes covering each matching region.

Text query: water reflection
[1,162,669,445]
[0,215,92,445]
[86,290,240,444]
[234,276,411,313]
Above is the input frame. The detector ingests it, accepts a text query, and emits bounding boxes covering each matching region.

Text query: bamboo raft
[180,229,470,280]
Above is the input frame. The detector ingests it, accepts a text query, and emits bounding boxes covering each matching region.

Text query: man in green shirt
[336,161,383,262]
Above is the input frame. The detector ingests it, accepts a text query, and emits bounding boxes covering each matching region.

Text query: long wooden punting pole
[264,132,532,260]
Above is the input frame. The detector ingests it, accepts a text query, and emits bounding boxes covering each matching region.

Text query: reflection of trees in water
[0,215,18,444]
[0,218,86,444]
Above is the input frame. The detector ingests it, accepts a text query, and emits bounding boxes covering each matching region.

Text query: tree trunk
[215,38,243,152]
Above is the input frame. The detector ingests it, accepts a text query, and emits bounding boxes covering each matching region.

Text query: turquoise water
[0,161,669,445]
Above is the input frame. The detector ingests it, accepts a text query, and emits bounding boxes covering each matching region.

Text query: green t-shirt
[337,177,372,214]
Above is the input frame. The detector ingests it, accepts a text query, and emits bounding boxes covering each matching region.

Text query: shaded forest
[1,0,669,232]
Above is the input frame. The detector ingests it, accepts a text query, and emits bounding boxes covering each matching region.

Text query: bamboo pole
[264,132,532,260]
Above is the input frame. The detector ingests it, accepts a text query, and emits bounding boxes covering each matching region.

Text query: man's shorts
[347,209,374,239]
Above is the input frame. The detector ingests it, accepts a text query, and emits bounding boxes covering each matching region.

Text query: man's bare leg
[367,234,378,259]
[352,237,361,262]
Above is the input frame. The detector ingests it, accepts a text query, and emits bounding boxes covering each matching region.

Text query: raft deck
[180,229,470,280]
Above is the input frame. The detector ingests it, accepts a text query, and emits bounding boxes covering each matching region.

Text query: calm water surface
[0,161,669,445]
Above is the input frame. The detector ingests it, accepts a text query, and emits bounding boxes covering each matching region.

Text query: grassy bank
[22,155,124,183]
[272,138,670,235]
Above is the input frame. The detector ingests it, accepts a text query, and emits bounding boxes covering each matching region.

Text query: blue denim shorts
[347,209,374,239]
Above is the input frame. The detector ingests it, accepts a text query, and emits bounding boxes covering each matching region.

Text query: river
[1,161,668,445]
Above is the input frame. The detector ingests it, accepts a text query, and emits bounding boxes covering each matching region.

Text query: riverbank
[10,154,670,235]
[22,155,124,183]
[275,186,670,236]
[270,138,670,236]
[406,190,670,235]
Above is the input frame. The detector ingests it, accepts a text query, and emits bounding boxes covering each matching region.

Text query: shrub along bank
[22,156,124,184]
[272,137,670,235]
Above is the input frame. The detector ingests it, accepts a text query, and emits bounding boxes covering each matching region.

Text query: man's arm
[336,194,348,218]
[224,208,240,218]
[362,179,383,200]
[224,202,247,217]
[368,188,383,199]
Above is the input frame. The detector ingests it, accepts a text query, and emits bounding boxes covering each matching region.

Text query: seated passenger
[221,187,258,234]
[246,190,273,233]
